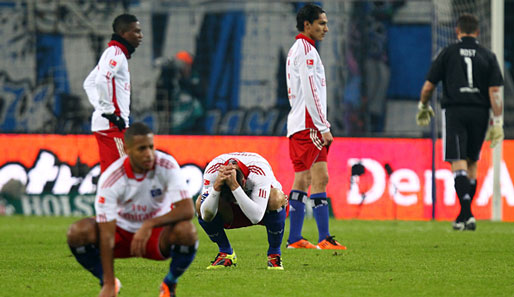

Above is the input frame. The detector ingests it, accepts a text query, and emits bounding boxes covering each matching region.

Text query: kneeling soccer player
[67,122,198,297]
[195,152,288,270]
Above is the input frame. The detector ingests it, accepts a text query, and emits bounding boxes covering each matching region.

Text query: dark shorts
[223,203,265,229]
[442,106,489,162]
[289,129,328,172]
[113,226,166,260]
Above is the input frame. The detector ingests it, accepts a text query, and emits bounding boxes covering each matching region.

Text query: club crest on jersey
[306,59,314,66]
[109,59,117,67]
[150,188,163,198]
[204,179,210,186]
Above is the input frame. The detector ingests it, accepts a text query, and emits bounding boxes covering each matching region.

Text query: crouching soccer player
[67,122,198,297]
[195,152,288,270]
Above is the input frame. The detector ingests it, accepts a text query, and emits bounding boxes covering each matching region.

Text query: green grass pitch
[1,216,513,297]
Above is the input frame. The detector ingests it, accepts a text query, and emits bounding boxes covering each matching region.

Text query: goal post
[491,0,504,221]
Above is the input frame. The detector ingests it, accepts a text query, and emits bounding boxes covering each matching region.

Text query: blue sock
[262,207,286,255]
[311,192,330,242]
[198,214,233,254]
[163,241,198,286]
[287,190,308,244]
[69,244,103,284]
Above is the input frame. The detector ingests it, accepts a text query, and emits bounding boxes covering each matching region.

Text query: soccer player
[84,14,143,172]
[195,152,288,270]
[67,123,198,297]
[416,13,504,231]
[285,3,346,250]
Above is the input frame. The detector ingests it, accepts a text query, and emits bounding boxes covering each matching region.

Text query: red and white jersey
[95,151,190,232]
[84,41,131,132]
[201,152,282,221]
[286,33,330,137]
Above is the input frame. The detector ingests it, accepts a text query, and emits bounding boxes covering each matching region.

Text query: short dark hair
[457,13,479,34]
[112,14,138,34]
[296,3,325,32]
[124,122,152,145]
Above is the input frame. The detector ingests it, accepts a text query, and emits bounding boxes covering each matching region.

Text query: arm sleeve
[299,51,330,133]
[95,178,122,223]
[94,49,124,114]
[199,159,222,221]
[232,174,271,224]
[200,189,220,221]
[488,53,504,87]
[83,68,100,109]
[162,156,191,208]
[426,49,445,84]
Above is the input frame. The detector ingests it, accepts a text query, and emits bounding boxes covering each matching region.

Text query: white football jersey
[201,152,282,222]
[286,34,330,137]
[95,151,190,232]
[84,41,131,132]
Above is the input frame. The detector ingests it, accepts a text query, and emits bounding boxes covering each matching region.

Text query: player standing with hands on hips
[416,13,504,231]
[285,3,346,250]
[84,14,143,172]
[67,123,198,297]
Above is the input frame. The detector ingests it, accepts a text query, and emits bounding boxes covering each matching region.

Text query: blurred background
[1,0,513,220]
[1,0,512,137]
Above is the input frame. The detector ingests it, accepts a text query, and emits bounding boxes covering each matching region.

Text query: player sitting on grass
[66,122,198,297]
[195,152,288,270]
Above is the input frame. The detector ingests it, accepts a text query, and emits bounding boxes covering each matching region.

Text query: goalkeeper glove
[102,113,126,131]
[416,101,435,126]
[485,116,504,148]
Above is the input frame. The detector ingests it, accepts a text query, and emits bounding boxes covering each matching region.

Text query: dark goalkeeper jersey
[426,36,503,108]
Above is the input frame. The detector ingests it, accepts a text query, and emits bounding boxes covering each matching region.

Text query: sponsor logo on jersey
[150,188,163,198]
[306,59,314,66]
[109,59,117,67]
[98,196,105,204]
[204,179,210,186]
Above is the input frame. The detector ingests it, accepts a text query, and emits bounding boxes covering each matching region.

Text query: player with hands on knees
[67,123,198,297]
[196,152,288,270]
[417,13,504,231]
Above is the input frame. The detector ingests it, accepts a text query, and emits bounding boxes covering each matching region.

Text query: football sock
[454,170,471,218]
[164,241,199,286]
[469,179,477,201]
[263,207,286,255]
[311,192,330,242]
[69,244,103,284]
[198,214,233,254]
[287,190,308,243]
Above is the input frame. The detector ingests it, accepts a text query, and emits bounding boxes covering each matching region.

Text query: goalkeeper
[416,13,504,231]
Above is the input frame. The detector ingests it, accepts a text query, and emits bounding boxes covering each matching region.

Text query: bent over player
[195,152,288,270]
[285,3,346,249]
[67,123,198,297]
[416,13,504,231]
[84,14,143,172]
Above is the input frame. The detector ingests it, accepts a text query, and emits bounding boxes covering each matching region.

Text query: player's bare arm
[486,86,504,148]
[98,220,117,297]
[489,86,503,117]
[419,80,436,105]
[131,198,195,257]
